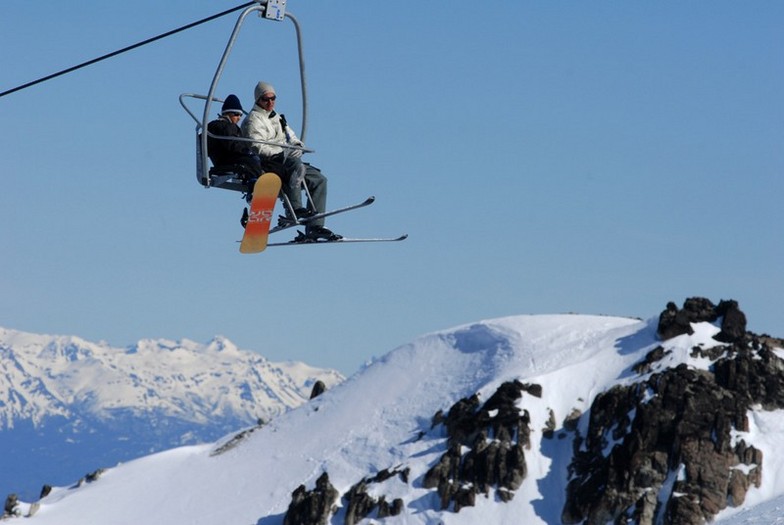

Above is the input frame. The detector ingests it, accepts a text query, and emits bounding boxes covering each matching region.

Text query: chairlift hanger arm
[196,1,309,188]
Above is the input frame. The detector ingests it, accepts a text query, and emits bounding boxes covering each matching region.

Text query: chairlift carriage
[178,0,406,252]
[179,0,304,194]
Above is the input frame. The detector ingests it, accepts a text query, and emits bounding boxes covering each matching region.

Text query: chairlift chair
[179,2,408,247]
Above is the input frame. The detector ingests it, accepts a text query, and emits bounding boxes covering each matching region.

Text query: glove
[289,140,304,158]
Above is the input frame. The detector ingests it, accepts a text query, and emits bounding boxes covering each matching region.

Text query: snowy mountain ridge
[0,326,343,500]
[10,299,784,524]
[0,327,342,428]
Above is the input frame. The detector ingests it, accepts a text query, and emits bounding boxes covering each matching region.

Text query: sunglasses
[260,95,276,103]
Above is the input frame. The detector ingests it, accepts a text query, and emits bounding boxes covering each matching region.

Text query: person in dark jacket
[207,94,262,228]
[206,94,261,176]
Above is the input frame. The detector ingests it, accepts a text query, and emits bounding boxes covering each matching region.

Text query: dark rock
[497,487,515,502]
[423,443,462,491]
[3,493,19,517]
[715,300,747,343]
[365,466,409,485]
[657,301,696,340]
[309,380,326,399]
[713,345,784,410]
[85,468,105,483]
[635,488,658,525]
[343,466,410,524]
[344,482,376,525]
[666,494,703,525]
[502,442,527,491]
[376,496,405,519]
[444,394,481,446]
[658,298,720,340]
[691,343,728,361]
[522,382,543,398]
[76,468,107,487]
[563,408,582,431]
[376,496,403,518]
[399,467,410,484]
[283,472,338,525]
[682,297,719,322]
[543,409,557,438]
[375,497,391,518]
[632,346,669,374]
[758,335,784,352]
[431,409,445,428]
[453,486,476,512]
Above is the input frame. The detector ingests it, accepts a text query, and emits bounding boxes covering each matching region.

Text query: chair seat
[208,164,254,192]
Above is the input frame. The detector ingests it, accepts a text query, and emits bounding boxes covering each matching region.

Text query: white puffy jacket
[241,105,300,158]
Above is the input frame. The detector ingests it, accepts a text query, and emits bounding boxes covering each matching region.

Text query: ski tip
[365,196,376,204]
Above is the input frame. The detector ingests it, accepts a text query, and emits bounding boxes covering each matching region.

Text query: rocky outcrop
[423,380,536,511]
[563,299,777,525]
[656,297,716,339]
[3,494,20,518]
[309,381,326,399]
[657,297,746,343]
[283,472,339,525]
[343,467,407,525]
[280,468,406,525]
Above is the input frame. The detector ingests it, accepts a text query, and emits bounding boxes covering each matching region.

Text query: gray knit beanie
[254,81,276,101]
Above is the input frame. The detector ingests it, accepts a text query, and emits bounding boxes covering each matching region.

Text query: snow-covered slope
[0,327,343,500]
[11,314,784,524]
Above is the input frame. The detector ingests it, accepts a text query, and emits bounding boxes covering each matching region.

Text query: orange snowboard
[239,173,282,254]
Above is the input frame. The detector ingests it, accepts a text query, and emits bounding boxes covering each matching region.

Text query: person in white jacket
[242,81,340,241]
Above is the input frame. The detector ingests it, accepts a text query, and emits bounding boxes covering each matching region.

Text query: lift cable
[0,1,256,99]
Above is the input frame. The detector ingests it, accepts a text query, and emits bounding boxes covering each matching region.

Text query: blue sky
[1,1,782,375]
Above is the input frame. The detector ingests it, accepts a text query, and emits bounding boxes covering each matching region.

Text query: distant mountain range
[0,327,343,500]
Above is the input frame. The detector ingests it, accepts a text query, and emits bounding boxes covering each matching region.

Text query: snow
[0,328,343,427]
[0,327,345,500]
[11,314,784,524]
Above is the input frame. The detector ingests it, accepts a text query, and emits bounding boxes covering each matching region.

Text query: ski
[268,234,408,247]
[269,196,376,234]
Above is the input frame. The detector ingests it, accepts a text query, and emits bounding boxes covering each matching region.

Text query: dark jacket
[207,115,262,172]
